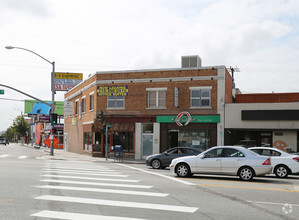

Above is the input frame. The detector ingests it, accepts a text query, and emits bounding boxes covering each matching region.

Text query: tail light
[262,158,271,165]
[293,157,299,162]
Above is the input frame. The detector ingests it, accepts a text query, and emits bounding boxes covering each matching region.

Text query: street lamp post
[5,46,56,156]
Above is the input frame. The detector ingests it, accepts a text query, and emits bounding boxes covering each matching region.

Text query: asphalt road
[0,144,298,220]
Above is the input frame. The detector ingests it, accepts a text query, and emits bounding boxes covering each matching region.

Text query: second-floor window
[107,95,124,108]
[82,97,86,113]
[190,87,211,108]
[147,88,166,108]
[90,93,94,111]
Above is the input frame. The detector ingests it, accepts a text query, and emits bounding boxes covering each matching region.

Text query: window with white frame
[75,99,79,115]
[147,88,166,108]
[190,87,211,107]
[90,92,94,111]
[82,97,86,113]
[107,95,124,108]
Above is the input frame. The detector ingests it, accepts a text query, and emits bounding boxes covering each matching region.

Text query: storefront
[157,113,220,153]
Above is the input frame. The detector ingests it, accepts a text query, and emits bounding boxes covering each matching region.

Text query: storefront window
[178,130,210,151]
[143,124,153,133]
[113,132,133,152]
[93,132,101,151]
[84,132,92,151]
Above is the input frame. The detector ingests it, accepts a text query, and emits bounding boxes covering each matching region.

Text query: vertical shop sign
[174,87,179,107]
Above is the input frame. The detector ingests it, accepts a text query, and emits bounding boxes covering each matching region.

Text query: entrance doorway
[168,130,178,149]
[142,134,153,158]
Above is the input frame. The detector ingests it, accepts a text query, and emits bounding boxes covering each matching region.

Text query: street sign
[64,101,73,116]
[107,124,112,128]
[44,137,59,148]
[54,72,83,91]
[0,90,4,95]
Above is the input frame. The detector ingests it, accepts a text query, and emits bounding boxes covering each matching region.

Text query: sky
[1,0,299,132]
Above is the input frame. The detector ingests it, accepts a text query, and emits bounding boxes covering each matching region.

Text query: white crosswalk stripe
[43,170,129,177]
[34,185,168,197]
[40,179,153,188]
[43,168,121,174]
[31,210,146,220]
[18,155,28,159]
[0,154,9,158]
[31,161,199,219]
[35,195,198,213]
[41,174,140,182]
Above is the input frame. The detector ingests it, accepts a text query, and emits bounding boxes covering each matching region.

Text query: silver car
[170,146,272,181]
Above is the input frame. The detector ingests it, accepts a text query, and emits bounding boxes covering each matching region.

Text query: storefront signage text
[97,86,128,96]
[54,72,83,91]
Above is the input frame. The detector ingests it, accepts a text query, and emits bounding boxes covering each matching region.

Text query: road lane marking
[183,177,299,187]
[117,164,195,186]
[247,200,299,207]
[35,195,198,213]
[44,166,113,172]
[43,168,121,174]
[34,185,168,197]
[196,183,299,192]
[41,174,140,182]
[18,155,28,159]
[40,179,152,189]
[0,154,9,158]
[31,210,146,220]
[43,170,129,177]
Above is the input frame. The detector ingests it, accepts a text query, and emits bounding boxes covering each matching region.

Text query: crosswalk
[30,160,199,219]
[0,154,44,159]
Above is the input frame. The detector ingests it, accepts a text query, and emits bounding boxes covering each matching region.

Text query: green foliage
[3,115,30,142]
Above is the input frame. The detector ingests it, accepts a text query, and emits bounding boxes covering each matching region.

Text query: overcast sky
[1,0,299,132]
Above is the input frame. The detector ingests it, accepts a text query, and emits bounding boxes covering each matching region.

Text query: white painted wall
[135,123,142,160]
[217,66,226,146]
[153,123,160,155]
[225,103,299,129]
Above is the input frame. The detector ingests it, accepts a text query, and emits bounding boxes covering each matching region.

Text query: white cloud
[0,0,299,131]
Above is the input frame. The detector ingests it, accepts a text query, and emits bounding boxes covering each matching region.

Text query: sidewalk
[24,143,145,164]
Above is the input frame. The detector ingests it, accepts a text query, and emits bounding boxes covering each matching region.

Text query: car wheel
[151,159,161,169]
[239,167,254,181]
[275,165,289,178]
[176,163,190,177]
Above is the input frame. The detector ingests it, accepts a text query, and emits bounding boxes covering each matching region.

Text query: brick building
[64,56,233,159]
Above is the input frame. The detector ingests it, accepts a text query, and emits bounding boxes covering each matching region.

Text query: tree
[3,126,15,142]
[3,115,30,143]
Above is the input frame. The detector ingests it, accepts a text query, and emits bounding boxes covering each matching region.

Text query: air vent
[181,55,202,68]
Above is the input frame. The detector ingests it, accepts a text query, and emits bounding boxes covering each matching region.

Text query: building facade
[224,93,299,153]
[64,59,233,159]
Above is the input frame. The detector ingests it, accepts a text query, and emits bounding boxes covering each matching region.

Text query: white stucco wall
[225,103,299,129]
[217,66,226,145]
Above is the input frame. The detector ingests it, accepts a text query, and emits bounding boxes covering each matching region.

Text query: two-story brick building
[64,56,233,159]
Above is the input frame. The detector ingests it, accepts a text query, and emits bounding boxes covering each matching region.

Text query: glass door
[142,134,153,158]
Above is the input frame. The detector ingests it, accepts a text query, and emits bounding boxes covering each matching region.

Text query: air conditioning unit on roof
[181,55,202,68]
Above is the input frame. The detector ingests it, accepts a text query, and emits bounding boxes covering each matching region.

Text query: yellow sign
[55,72,83,80]
[97,86,128,96]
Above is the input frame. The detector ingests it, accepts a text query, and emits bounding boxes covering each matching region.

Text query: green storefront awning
[156,115,220,123]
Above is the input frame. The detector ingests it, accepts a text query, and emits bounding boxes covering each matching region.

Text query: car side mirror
[164,152,169,156]
[200,154,205,159]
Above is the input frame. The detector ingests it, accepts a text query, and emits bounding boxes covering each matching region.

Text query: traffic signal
[50,113,58,124]
[51,128,57,134]
[100,111,104,124]
[100,126,106,133]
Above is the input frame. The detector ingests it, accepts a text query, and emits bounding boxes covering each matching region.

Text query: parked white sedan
[170,146,272,181]
[249,147,299,178]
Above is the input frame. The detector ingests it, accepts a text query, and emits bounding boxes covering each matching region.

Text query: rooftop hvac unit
[181,55,202,68]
